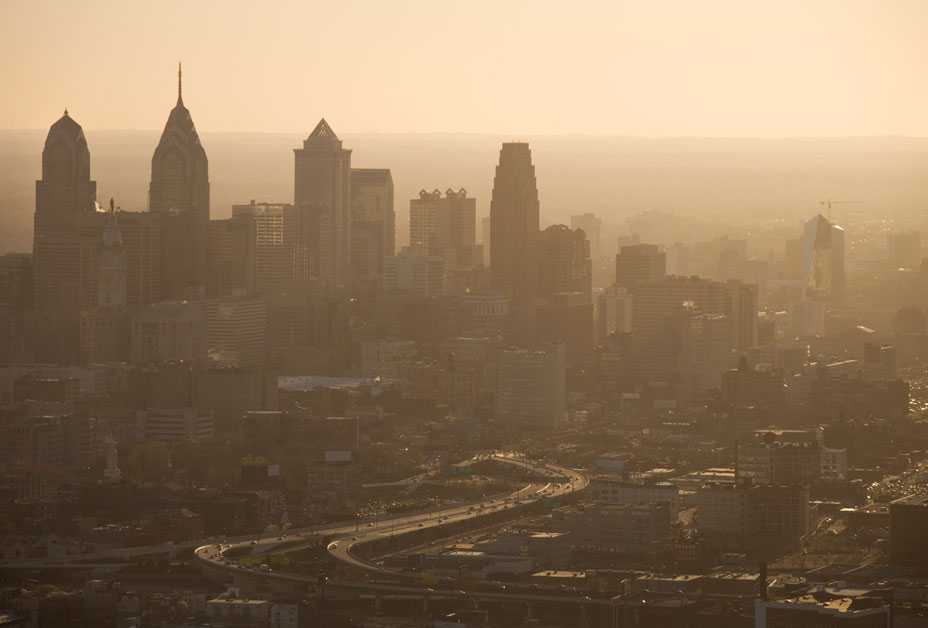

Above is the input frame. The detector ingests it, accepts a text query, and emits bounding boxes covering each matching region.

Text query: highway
[192,453,588,585]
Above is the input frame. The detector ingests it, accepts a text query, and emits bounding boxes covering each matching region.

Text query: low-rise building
[206,597,270,627]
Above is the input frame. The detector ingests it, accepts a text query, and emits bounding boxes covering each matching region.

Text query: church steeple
[177,62,183,106]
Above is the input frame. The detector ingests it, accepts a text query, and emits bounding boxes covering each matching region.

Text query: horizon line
[2,128,928,141]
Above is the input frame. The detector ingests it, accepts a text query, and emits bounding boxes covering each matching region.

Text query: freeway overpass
[192,453,588,590]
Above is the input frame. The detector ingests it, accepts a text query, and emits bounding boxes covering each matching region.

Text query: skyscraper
[480,216,491,266]
[616,243,666,290]
[490,143,540,343]
[383,247,446,298]
[351,168,394,285]
[495,343,566,429]
[570,212,602,259]
[294,119,352,286]
[97,206,127,308]
[537,224,592,303]
[0,254,32,363]
[80,204,130,363]
[33,110,99,363]
[117,210,162,307]
[409,188,478,269]
[207,216,256,297]
[149,65,210,300]
[231,201,299,296]
[802,214,845,302]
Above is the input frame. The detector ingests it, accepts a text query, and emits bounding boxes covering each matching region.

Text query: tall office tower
[149,66,210,300]
[480,216,491,266]
[206,296,267,367]
[887,231,921,269]
[410,188,478,267]
[537,224,592,303]
[207,217,256,297]
[536,292,594,366]
[231,202,298,296]
[496,342,566,429]
[33,111,99,364]
[97,208,127,308]
[131,301,207,364]
[490,143,540,343]
[679,313,732,396]
[629,276,733,384]
[81,207,130,363]
[570,212,602,259]
[727,279,758,350]
[597,285,633,342]
[116,211,162,307]
[615,243,666,290]
[630,276,730,346]
[802,214,845,302]
[351,169,394,284]
[383,247,446,298]
[0,254,33,363]
[294,119,352,287]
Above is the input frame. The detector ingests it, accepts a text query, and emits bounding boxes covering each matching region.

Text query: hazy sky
[3,0,927,136]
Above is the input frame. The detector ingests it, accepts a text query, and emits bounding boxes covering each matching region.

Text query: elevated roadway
[192,453,587,587]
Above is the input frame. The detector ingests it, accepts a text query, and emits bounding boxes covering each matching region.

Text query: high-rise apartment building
[33,111,99,364]
[495,343,566,429]
[351,169,394,284]
[409,188,478,270]
[616,243,666,290]
[149,66,210,300]
[490,143,540,342]
[294,119,352,286]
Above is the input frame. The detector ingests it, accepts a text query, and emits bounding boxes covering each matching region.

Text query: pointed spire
[177,62,183,105]
[307,118,339,143]
[64,108,69,116]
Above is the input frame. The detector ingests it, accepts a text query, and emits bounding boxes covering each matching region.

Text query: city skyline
[3,4,928,626]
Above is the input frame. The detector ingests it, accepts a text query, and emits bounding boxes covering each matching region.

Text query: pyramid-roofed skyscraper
[149,64,210,300]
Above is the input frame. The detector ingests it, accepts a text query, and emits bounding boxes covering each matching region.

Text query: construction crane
[819,200,861,222]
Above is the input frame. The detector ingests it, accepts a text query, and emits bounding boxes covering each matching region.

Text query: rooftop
[532,570,586,579]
